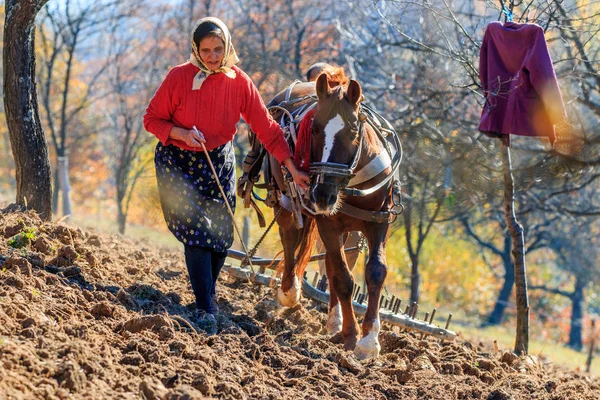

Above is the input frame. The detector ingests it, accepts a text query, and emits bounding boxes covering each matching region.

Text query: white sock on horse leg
[354,316,381,360]
[277,276,301,307]
[326,303,343,335]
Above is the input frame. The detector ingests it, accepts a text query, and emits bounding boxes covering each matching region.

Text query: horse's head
[309,73,363,215]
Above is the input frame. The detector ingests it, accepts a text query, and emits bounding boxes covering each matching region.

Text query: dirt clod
[0,210,599,399]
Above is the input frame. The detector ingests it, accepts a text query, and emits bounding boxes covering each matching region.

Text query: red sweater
[144,63,292,163]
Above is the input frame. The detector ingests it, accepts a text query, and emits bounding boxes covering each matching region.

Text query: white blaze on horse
[246,69,402,360]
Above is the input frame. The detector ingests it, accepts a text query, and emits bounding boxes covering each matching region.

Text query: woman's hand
[292,168,311,191]
[283,158,310,191]
[169,126,205,149]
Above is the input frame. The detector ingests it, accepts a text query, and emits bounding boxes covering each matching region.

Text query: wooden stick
[501,143,529,355]
[197,132,254,274]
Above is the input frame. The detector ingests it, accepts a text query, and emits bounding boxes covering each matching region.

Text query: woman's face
[199,36,225,71]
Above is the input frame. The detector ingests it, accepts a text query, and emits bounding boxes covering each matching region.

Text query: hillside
[1,209,599,399]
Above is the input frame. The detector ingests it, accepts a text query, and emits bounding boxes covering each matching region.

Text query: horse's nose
[311,184,338,212]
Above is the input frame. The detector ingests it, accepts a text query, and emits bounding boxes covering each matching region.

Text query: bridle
[309,100,365,190]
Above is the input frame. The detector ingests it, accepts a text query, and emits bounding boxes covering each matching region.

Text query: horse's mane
[361,119,382,154]
[318,65,349,88]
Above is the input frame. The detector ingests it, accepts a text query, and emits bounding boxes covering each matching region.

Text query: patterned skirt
[154,142,236,252]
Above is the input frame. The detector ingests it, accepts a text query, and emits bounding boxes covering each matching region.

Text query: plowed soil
[1,209,599,399]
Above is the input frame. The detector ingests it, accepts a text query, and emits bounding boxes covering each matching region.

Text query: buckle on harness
[282,167,304,229]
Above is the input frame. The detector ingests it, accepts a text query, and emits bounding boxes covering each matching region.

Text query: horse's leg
[276,208,302,307]
[324,253,342,336]
[325,232,362,335]
[344,231,361,272]
[319,222,359,349]
[354,223,389,360]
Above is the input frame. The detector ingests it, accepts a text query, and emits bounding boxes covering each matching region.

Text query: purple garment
[478,22,566,144]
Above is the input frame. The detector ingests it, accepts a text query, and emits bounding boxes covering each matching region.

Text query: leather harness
[237,82,403,224]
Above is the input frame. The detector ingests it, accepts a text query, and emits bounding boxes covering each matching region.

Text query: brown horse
[266,72,401,359]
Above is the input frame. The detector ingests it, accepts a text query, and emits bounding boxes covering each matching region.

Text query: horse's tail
[293,217,318,280]
[276,217,318,281]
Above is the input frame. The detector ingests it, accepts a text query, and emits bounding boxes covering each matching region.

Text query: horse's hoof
[326,304,343,335]
[354,338,381,360]
[276,277,301,307]
[354,318,381,360]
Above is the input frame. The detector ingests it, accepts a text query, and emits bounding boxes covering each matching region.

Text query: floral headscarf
[189,17,239,90]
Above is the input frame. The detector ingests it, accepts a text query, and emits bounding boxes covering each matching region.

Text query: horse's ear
[316,73,330,101]
[346,79,362,106]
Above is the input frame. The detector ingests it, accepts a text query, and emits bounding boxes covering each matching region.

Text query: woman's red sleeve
[143,69,179,145]
[240,74,292,163]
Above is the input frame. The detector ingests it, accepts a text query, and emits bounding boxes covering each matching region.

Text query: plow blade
[301,277,457,340]
[221,264,457,341]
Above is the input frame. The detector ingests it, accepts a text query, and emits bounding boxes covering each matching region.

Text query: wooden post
[586,319,596,373]
[502,143,529,355]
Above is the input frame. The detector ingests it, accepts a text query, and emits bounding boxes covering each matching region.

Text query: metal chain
[356,232,368,253]
[241,206,283,268]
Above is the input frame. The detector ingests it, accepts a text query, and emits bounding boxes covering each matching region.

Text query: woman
[144,17,309,332]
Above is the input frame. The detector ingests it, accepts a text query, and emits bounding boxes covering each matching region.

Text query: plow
[224,248,457,341]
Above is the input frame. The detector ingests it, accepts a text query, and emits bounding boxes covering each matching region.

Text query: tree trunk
[486,251,515,326]
[501,143,529,355]
[57,156,72,217]
[586,320,596,373]
[569,275,586,350]
[2,132,15,189]
[52,166,59,214]
[116,180,126,234]
[409,255,420,305]
[3,0,52,220]
[117,205,127,235]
